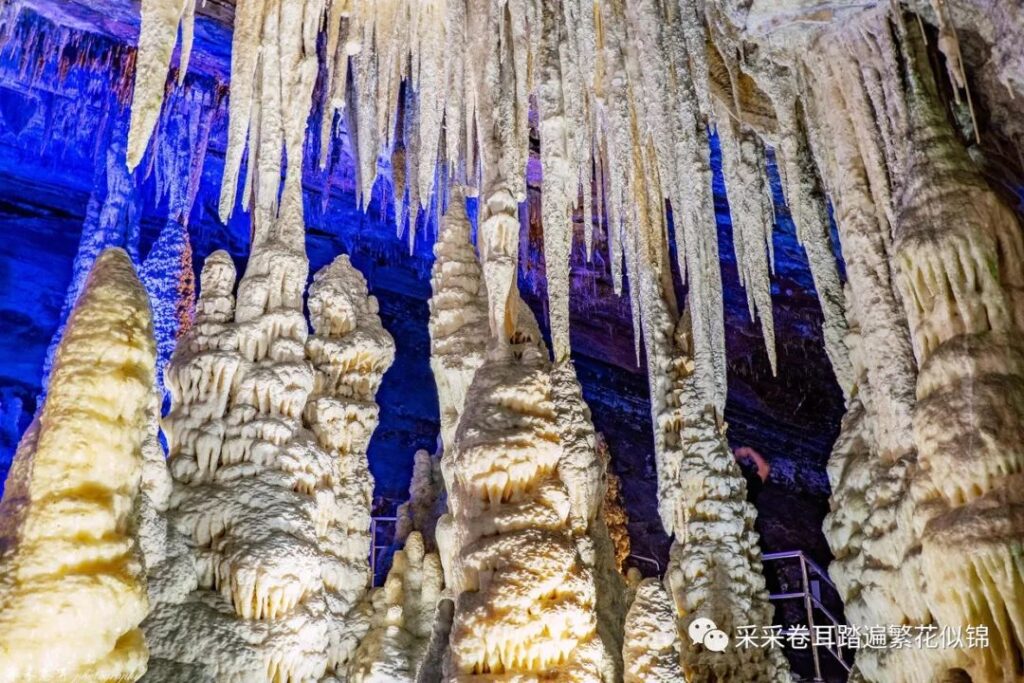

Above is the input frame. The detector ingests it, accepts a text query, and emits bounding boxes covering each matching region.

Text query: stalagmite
[143,194,395,681]
[348,532,444,682]
[428,187,489,450]
[0,248,154,683]
[623,579,685,683]
[395,447,446,550]
[439,345,613,681]
[600,447,631,574]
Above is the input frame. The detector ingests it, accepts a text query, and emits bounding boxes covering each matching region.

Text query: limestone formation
[348,532,444,682]
[142,190,395,682]
[98,0,1024,681]
[0,248,154,683]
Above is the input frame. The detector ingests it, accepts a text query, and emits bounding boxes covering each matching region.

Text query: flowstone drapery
[0,248,154,683]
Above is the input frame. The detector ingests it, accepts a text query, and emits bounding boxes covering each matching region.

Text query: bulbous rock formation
[0,248,155,683]
[348,531,445,682]
[439,346,613,681]
[142,240,395,682]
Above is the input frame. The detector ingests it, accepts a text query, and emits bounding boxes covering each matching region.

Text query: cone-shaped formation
[438,346,613,681]
[395,448,446,551]
[427,187,489,451]
[143,237,394,681]
[0,248,154,683]
[348,532,445,682]
[623,579,685,683]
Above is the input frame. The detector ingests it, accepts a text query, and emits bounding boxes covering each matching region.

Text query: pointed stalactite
[42,131,141,391]
[769,89,853,397]
[127,0,196,170]
[716,109,778,375]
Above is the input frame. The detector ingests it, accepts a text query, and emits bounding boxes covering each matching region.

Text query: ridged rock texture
[101,0,1024,681]
[0,248,155,683]
[811,7,1024,683]
[141,205,395,682]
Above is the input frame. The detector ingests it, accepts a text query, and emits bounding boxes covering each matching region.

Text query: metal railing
[762,550,853,681]
[370,516,398,582]
[626,553,662,574]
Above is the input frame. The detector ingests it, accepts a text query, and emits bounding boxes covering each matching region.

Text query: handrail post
[370,518,377,581]
[800,552,824,682]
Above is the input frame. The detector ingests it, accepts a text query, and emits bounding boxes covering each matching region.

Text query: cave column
[892,23,1024,681]
[806,23,926,680]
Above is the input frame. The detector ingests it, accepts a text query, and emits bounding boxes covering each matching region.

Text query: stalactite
[42,130,141,391]
[123,0,740,410]
[140,219,195,390]
[127,0,196,170]
[0,248,154,683]
[769,89,853,396]
[538,0,577,362]
[715,106,778,374]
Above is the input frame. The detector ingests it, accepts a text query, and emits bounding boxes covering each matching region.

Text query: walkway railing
[370,516,398,582]
[369,518,851,681]
[763,550,853,681]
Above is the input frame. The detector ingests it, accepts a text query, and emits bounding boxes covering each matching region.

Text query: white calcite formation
[142,212,395,682]
[809,7,1024,683]
[347,532,444,682]
[894,19,1024,682]
[0,248,154,683]
[427,186,489,451]
[623,579,685,683]
[428,186,621,680]
[120,1,1024,681]
[395,447,446,550]
[438,345,614,681]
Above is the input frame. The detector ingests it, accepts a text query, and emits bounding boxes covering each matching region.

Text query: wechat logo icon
[688,617,730,653]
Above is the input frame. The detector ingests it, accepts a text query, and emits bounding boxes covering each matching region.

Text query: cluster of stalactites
[122,0,868,414]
